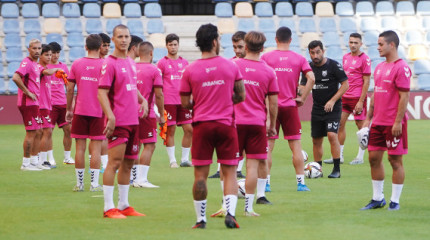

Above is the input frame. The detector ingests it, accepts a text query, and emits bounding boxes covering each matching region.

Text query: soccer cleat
[42,161,53,169]
[133,181,159,188]
[323,158,344,164]
[119,206,145,216]
[245,211,260,217]
[49,159,57,168]
[210,207,227,218]
[180,161,192,167]
[170,162,179,168]
[297,183,310,191]
[208,171,220,178]
[104,208,127,219]
[73,184,84,192]
[63,158,75,165]
[20,164,43,171]
[90,185,103,192]
[236,171,246,178]
[224,213,240,229]
[265,183,271,192]
[350,158,364,165]
[388,201,400,211]
[360,198,386,210]
[36,163,51,170]
[192,220,206,229]
[256,196,273,205]
[328,170,341,178]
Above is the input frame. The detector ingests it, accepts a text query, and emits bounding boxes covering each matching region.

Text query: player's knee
[327,132,338,143]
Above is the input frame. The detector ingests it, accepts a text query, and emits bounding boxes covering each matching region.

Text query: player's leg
[192,165,210,228]
[324,111,348,164]
[288,139,310,191]
[265,139,275,192]
[350,119,365,165]
[180,123,193,167]
[244,158,259,216]
[62,123,74,164]
[73,138,86,191]
[101,140,108,172]
[387,154,404,210]
[361,150,386,210]
[21,130,41,170]
[166,125,177,167]
[39,127,53,168]
[136,142,159,188]
[312,137,324,166]
[327,131,341,178]
[221,164,240,228]
[89,140,102,191]
[256,160,271,204]
[31,128,43,168]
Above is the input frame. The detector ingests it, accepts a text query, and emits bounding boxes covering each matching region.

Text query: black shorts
[311,107,341,138]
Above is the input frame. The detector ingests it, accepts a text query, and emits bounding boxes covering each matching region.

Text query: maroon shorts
[39,109,53,129]
[139,117,157,144]
[368,123,408,155]
[18,105,41,131]
[237,124,268,160]
[191,121,239,166]
[342,97,367,121]
[71,114,105,140]
[269,106,302,140]
[165,104,192,126]
[108,125,140,160]
[50,104,69,128]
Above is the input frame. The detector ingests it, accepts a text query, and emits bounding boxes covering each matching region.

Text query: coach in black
[301,40,349,178]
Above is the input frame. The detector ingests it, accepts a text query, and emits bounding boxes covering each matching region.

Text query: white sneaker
[245,211,260,217]
[350,158,364,165]
[323,158,344,164]
[49,160,57,168]
[63,158,75,165]
[21,164,43,171]
[170,162,179,168]
[36,164,51,170]
[133,181,160,188]
[73,184,84,192]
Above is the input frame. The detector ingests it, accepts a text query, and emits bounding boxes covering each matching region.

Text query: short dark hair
[244,31,266,53]
[379,30,399,49]
[276,27,292,43]
[349,33,362,40]
[308,40,324,51]
[232,31,246,42]
[48,42,62,52]
[86,34,102,51]
[128,35,144,51]
[112,24,129,37]
[166,33,179,45]
[196,23,219,53]
[98,33,110,44]
[139,41,154,55]
[41,44,51,55]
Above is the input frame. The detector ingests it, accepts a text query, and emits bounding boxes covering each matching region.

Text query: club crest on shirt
[168,65,172,69]
[132,145,139,153]
[352,60,357,65]
[121,68,127,73]
[385,69,391,76]
[178,63,183,68]
[322,70,327,77]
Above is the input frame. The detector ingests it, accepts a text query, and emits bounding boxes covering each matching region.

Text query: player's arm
[12,73,37,101]
[65,81,76,123]
[137,91,149,118]
[154,87,165,125]
[392,90,409,137]
[98,88,115,138]
[233,80,246,104]
[181,94,192,110]
[267,94,278,137]
[295,71,315,107]
[324,80,349,112]
[42,68,61,76]
[355,75,370,114]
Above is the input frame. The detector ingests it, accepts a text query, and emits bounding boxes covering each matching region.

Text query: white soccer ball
[304,162,323,179]
[357,127,370,150]
[302,150,308,162]
[237,179,246,199]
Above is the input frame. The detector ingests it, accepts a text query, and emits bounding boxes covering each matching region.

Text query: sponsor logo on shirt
[121,68,127,73]
[279,57,289,61]
[245,68,256,72]
[86,66,95,70]
[21,62,27,68]
[366,58,371,66]
[202,80,225,87]
[81,76,98,82]
[101,64,107,75]
[205,67,217,73]
[313,84,328,90]
[178,63,183,68]
[274,68,293,72]
[374,86,387,93]
[404,67,411,78]
[126,83,137,91]
[170,75,181,80]
[243,79,260,87]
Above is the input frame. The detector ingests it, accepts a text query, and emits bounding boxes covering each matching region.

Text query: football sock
[101,155,108,169]
[391,183,403,203]
[141,165,149,182]
[75,168,84,186]
[333,158,340,171]
[225,195,238,217]
[256,178,266,198]
[267,175,271,185]
[244,193,255,212]
[90,169,100,187]
[39,151,47,164]
[22,157,30,166]
[166,146,176,163]
[64,151,71,160]
[193,200,207,223]
[372,180,384,201]
[217,163,221,172]
[296,174,305,185]
[47,150,54,162]
[356,147,365,160]
[340,145,344,160]
[117,184,130,210]
[30,155,38,165]
[181,147,190,163]
[316,161,322,166]
[130,165,137,182]
[103,185,115,212]
[237,159,244,172]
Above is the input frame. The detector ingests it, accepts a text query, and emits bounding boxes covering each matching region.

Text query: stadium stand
[144,3,162,18]
[42,3,60,18]
[315,1,334,17]
[319,18,337,33]
[86,19,103,34]
[275,2,293,17]
[375,1,395,16]
[1,3,19,18]
[396,1,415,16]
[335,2,354,17]
[124,3,142,18]
[62,3,81,18]
[295,2,313,17]
[83,3,101,18]
[22,3,40,18]
[44,19,63,34]
[356,1,374,16]
[65,19,83,33]
[255,2,273,17]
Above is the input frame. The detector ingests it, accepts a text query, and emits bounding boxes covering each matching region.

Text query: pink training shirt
[39,65,52,110]
[157,56,188,105]
[15,57,41,107]
[68,57,104,118]
[234,59,279,126]
[99,55,139,126]
[342,52,371,98]
[48,62,69,106]
[261,50,312,107]
[373,59,411,126]
[180,56,242,125]
[136,62,163,119]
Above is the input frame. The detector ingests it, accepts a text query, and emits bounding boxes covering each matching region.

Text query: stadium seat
[142,0,160,2]
[235,2,253,17]
[41,0,59,2]
[63,3,81,18]
[124,3,142,18]
[62,0,79,2]
[42,3,60,18]
[315,2,334,17]
[423,17,430,31]
[339,17,357,33]
[375,1,394,16]
[295,2,313,17]
[66,33,84,48]
[417,1,430,16]
[3,20,20,34]
[148,33,165,48]
[1,3,19,18]
[25,33,42,47]
[65,19,83,33]
[335,2,354,17]
[264,33,276,48]
[342,32,354,46]
[153,48,168,63]
[396,1,415,16]
[275,2,293,17]
[222,47,235,59]
[259,18,276,33]
[144,3,162,18]
[83,3,101,18]
[255,2,273,17]
[127,19,144,35]
[215,2,233,18]
[299,18,317,33]
[417,74,430,90]
[325,46,343,62]
[356,1,374,16]
[367,46,380,60]
[323,32,341,47]
[4,34,22,48]
[7,61,21,78]
[86,19,103,34]
[363,31,379,46]
[6,48,24,62]
[220,33,233,48]
[290,33,300,47]
[414,59,430,75]
[408,45,428,61]
[106,19,122,34]
[44,19,63,34]
[46,33,63,46]
[405,30,424,45]
[81,0,98,1]
[398,45,407,59]
[24,19,41,34]
[402,16,420,31]
[103,3,121,18]
[22,3,40,18]
[290,46,301,55]
[147,19,164,34]
[300,32,320,49]
[218,19,236,34]
[360,17,378,32]
[0,77,5,94]
[69,47,86,62]
[279,18,296,32]
[238,18,255,32]
[381,16,398,31]
[319,18,337,33]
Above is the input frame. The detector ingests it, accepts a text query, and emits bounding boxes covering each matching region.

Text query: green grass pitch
[0,121,429,240]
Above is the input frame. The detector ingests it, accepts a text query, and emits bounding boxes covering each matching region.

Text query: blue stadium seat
[42,3,60,18]
[335,2,354,16]
[21,0,38,2]
[275,2,293,17]
[1,3,19,18]
[4,34,22,48]
[127,19,144,35]
[143,0,160,2]
[405,30,424,45]
[323,32,341,47]
[279,18,296,32]
[290,46,301,55]
[69,47,86,62]
[360,17,378,32]
[381,16,398,31]
[299,18,317,33]
[122,0,139,2]
[65,19,83,33]
[371,59,384,72]
[398,45,407,59]
[63,3,81,18]
[215,2,233,18]
[6,48,23,62]
[417,1,430,16]
[67,33,84,48]
[86,19,103,34]
[238,18,255,32]
[319,18,337,33]
[339,17,357,33]
[41,0,59,2]
[83,3,101,18]
[363,30,379,46]
[124,3,142,18]
[290,33,300,48]
[144,3,162,18]
[106,19,122,34]
[0,76,5,94]
[220,33,233,48]
[396,1,415,16]
[22,3,40,18]
[414,59,430,75]
[7,61,21,78]
[295,2,313,17]
[255,2,273,17]
[367,46,381,60]
[25,33,42,47]
[356,1,374,16]
[343,32,353,46]
[375,1,394,16]
[325,46,343,63]
[3,20,20,34]
[222,47,235,59]
[153,48,168,63]
[147,19,164,34]
[259,19,276,33]
[417,74,430,90]
[46,33,63,46]
[8,80,19,93]
[264,33,276,48]
[23,19,41,34]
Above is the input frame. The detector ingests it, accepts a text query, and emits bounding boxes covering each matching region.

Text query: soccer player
[234,31,279,216]
[261,27,315,191]
[324,33,371,165]
[99,33,111,59]
[360,31,410,211]
[98,24,148,218]
[301,40,349,178]
[133,41,165,188]
[180,23,245,229]
[66,34,105,192]
[47,42,74,165]
[157,33,192,168]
